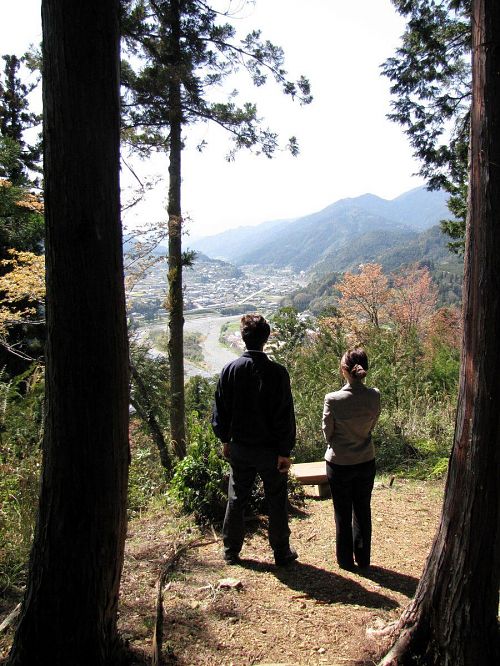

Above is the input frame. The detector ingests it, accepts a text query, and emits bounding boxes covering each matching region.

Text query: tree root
[377,622,420,666]
[0,603,21,634]
[366,620,398,639]
[151,536,218,665]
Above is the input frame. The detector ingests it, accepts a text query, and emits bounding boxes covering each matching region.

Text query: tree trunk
[379,2,500,664]
[8,2,129,664]
[167,0,186,459]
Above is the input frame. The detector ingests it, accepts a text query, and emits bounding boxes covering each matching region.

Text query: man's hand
[222,442,231,460]
[277,456,291,473]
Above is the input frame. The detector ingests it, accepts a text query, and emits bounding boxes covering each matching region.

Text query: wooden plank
[291,461,327,485]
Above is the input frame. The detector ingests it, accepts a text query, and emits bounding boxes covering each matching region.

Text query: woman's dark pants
[326,458,376,569]
[223,443,291,560]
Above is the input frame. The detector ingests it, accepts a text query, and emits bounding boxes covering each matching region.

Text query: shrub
[128,420,169,514]
[374,400,454,477]
[185,374,217,419]
[169,412,229,525]
[0,365,44,589]
[247,471,306,516]
[169,412,306,525]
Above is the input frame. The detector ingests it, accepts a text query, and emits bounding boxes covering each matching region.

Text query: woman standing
[322,348,381,571]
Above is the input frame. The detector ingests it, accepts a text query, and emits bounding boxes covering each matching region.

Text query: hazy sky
[2,0,424,240]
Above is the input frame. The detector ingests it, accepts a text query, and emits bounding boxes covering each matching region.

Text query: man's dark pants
[223,442,290,559]
[326,458,376,568]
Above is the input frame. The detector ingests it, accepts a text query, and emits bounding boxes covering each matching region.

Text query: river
[184,313,239,377]
[139,314,240,379]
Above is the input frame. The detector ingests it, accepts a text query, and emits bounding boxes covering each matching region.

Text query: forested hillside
[284,227,463,313]
[191,186,451,272]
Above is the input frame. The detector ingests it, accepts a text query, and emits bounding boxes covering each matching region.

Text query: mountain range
[190,187,455,276]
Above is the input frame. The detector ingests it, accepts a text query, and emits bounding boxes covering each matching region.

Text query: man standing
[212,313,298,566]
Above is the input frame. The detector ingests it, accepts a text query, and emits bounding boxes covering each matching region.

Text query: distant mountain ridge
[190,217,294,260]
[190,187,452,274]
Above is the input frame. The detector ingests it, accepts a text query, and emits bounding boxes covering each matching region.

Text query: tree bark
[379,2,500,664]
[167,0,186,459]
[8,2,129,664]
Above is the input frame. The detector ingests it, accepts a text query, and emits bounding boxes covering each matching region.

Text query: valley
[128,256,307,325]
[128,259,307,377]
[127,185,463,376]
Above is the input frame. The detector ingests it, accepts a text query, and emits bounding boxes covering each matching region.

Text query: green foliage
[169,411,229,525]
[425,341,460,394]
[0,54,42,186]
[361,325,456,477]
[268,307,309,365]
[266,311,458,478]
[374,400,455,478]
[129,340,170,436]
[0,364,44,589]
[429,457,450,479]
[365,327,426,412]
[0,363,44,453]
[382,0,471,252]
[183,331,205,365]
[440,166,468,255]
[185,374,217,419]
[121,0,312,159]
[128,421,169,514]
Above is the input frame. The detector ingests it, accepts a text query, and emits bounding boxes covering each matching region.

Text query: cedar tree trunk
[8,1,129,664]
[167,0,186,459]
[379,1,500,663]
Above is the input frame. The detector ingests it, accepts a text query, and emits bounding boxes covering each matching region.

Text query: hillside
[283,226,463,313]
[191,187,451,273]
[313,225,463,278]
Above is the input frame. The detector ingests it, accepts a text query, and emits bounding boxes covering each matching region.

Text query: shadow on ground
[239,558,400,610]
[357,565,419,596]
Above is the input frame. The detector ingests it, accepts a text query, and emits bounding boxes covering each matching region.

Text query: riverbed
[137,313,240,379]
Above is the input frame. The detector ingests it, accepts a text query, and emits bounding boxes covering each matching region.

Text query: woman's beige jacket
[322,380,381,465]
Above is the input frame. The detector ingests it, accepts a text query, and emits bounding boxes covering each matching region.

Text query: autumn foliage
[338,263,390,328]
[390,264,438,335]
[337,262,440,336]
[0,249,45,336]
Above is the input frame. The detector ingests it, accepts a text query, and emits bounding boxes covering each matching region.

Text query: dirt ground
[117,477,444,666]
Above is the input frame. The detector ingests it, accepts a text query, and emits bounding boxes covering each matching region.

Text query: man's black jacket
[211,350,296,457]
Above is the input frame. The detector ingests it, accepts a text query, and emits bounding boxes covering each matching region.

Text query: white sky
[1,0,424,240]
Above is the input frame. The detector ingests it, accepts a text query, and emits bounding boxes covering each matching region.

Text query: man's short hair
[240,313,270,350]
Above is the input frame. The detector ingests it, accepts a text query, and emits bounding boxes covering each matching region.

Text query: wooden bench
[290,461,331,498]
